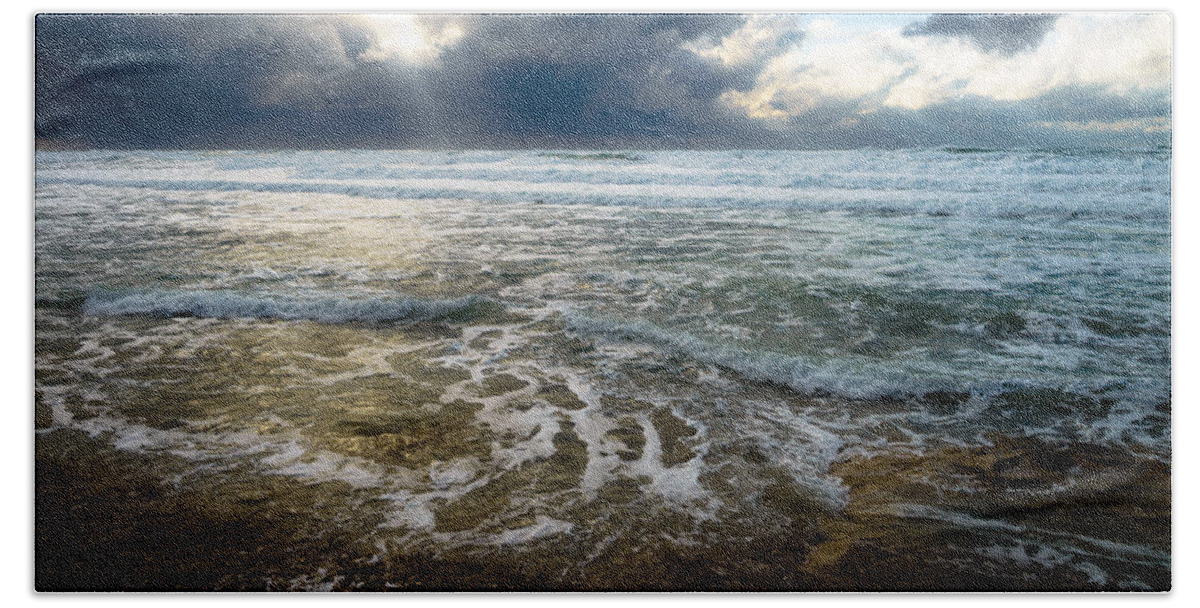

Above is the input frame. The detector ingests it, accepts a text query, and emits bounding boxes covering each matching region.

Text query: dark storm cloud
[34,13,1168,150]
[902,13,1059,54]
[35,14,370,147]
[427,14,766,147]
[35,13,761,149]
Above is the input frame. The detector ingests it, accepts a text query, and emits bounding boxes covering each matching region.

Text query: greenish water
[36,149,1170,590]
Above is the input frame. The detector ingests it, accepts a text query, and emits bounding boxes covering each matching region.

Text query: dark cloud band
[902,13,1059,54]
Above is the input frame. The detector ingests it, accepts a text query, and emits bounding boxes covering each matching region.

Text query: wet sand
[37,424,1168,591]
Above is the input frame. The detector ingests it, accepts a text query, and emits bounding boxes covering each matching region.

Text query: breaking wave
[82,289,503,324]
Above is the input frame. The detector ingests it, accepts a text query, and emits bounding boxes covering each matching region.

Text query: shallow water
[35,149,1170,590]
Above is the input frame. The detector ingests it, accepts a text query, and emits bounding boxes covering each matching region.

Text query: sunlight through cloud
[354,15,465,64]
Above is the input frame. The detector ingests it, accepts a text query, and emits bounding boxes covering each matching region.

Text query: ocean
[34,148,1171,590]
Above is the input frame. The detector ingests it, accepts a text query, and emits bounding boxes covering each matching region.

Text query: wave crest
[82,289,502,324]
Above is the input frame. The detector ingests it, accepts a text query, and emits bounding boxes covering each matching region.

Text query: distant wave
[33,174,1168,220]
[35,143,1172,219]
[537,151,644,162]
[82,289,502,324]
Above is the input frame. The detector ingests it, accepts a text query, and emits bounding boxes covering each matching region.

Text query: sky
[34,12,1172,150]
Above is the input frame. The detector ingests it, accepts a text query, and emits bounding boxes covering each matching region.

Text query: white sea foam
[83,289,497,324]
[491,516,575,545]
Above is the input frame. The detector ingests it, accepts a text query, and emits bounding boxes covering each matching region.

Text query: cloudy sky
[34,12,1172,149]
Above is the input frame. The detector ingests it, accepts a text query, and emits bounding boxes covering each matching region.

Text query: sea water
[34,149,1171,590]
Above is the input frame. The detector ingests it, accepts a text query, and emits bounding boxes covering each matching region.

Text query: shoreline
[36,424,1170,592]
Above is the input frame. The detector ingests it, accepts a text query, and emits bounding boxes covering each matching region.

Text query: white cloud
[709,13,1172,121]
[354,15,465,64]
[683,14,800,67]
